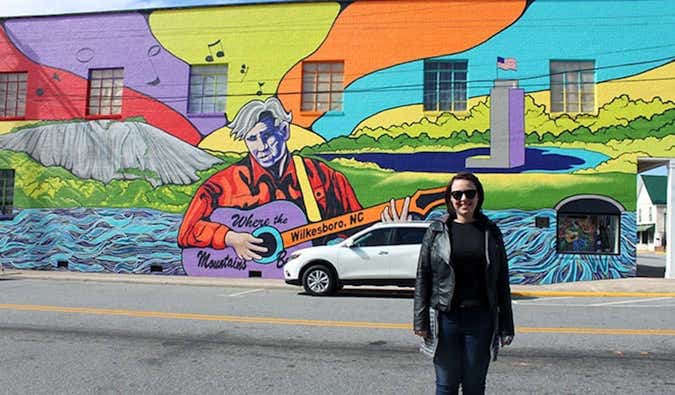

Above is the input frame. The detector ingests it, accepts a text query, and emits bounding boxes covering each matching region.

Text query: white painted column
[666,160,675,278]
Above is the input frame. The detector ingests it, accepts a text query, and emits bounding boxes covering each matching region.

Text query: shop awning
[637,224,655,232]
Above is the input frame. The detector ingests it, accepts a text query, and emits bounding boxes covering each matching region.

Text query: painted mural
[1,0,673,284]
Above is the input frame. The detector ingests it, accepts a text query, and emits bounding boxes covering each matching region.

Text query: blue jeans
[433,310,494,395]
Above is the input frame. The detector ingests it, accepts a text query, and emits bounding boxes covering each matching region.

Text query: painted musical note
[240,64,249,82]
[256,81,265,96]
[146,44,162,86]
[205,39,225,62]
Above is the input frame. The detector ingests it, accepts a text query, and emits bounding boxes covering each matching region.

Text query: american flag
[497,57,517,71]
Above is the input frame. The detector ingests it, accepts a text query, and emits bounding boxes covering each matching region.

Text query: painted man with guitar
[178,97,413,277]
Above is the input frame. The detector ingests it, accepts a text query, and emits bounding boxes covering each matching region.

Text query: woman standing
[414,172,514,395]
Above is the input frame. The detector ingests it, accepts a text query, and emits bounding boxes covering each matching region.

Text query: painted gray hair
[228,97,292,140]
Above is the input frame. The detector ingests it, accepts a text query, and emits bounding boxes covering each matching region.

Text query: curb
[1,271,294,290]
[4,270,675,297]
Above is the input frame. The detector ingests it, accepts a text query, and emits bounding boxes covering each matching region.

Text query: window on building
[188,65,228,114]
[87,68,124,116]
[301,62,343,112]
[550,60,595,113]
[556,197,621,255]
[0,169,15,219]
[649,206,652,222]
[640,229,652,244]
[424,60,467,112]
[638,208,642,223]
[558,214,619,254]
[0,72,27,119]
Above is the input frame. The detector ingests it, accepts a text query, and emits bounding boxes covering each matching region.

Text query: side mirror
[343,240,354,248]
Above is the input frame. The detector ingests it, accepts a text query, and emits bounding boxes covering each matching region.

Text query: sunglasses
[450,189,477,200]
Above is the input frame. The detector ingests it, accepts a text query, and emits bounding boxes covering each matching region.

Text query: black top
[449,220,489,311]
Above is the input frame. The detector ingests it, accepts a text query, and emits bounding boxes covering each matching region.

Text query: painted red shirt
[178,154,362,249]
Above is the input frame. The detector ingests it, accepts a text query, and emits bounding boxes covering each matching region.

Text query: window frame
[301,61,344,113]
[0,72,28,120]
[549,60,595,114]
[86,68,124,118]
[0,169,15,220]
[556,212,621,256]
[423,59,468,113]
[187,64,229,116]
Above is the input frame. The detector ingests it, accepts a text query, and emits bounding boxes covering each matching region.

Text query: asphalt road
[637,253,666,278]
[1,279,674,394]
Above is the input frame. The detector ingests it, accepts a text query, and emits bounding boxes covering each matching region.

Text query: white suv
[284,221,430,296]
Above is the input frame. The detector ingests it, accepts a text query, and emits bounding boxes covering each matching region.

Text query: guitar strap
[292,155,322,222]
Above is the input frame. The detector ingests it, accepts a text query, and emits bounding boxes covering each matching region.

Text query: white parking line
[589,297,672,307]
[223,289,264,297]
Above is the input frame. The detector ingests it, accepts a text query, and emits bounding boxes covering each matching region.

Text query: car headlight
[288,252,302,260]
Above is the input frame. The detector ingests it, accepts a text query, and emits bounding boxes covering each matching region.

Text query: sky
[641,166,668,176]
[0,0,295,17]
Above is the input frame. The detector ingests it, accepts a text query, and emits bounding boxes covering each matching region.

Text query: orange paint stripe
[279,0,528,127]
[1,303,674,336]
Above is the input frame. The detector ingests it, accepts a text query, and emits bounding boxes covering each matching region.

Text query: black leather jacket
[414,213,514,338]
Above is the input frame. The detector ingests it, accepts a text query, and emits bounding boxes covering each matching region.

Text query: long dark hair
[444,172,485,219]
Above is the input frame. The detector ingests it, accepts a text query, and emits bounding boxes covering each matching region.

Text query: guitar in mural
[181,187,446,277]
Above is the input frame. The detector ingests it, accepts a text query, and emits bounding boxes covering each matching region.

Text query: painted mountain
[0,120,221,187]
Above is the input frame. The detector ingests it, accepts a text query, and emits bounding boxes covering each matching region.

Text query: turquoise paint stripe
[313,0,675,139]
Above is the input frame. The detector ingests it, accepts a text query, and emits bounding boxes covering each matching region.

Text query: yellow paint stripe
[293,155,321,222]
[511,291,675,298]
[0,304,404,329]
[1,303,674,336]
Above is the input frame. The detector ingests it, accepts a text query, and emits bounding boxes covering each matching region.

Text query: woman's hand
[414,329,429,339]
[500,335,513,347]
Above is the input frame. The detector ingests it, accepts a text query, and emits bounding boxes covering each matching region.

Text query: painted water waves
[489,210,637,284]
[0,208,636,284]
[0,208,184,274]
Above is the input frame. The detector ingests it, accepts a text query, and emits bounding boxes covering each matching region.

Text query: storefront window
[557,214,619,254]
[555,196,623,255]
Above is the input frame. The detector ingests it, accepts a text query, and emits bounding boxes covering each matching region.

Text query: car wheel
[302,265,337,296]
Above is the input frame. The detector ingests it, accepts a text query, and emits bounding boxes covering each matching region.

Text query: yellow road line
[0,303,405,329]
[1,303,674,336]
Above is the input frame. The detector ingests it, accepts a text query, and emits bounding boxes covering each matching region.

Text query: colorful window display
[557,214,619,254]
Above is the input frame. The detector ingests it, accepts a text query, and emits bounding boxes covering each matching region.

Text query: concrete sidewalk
[2,269,675,297]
